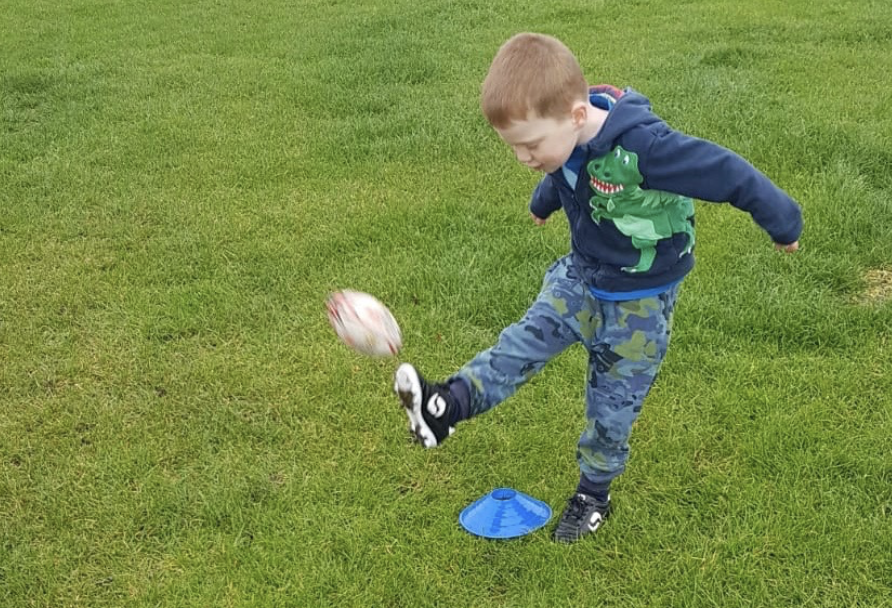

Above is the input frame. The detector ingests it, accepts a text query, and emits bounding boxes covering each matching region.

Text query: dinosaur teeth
[590,177,624,195]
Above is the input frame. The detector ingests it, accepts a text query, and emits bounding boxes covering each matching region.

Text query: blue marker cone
[459,488,552,539]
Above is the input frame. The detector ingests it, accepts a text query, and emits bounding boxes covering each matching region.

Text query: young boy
[394,33,801,543]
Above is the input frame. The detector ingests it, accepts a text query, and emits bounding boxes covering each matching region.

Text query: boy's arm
[638,129,803,246]
[529,175,563,223]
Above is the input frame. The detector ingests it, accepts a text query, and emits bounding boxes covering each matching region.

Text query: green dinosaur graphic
[588,146,695,273]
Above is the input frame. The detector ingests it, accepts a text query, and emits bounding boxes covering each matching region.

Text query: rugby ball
[326,290,402,357]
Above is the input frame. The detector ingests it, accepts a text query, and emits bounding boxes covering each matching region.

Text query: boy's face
[494,107,585,174]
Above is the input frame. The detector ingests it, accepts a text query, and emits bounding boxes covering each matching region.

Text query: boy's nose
[515,147,532,162]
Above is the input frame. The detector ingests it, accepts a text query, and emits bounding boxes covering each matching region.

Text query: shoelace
[560,495,590,524]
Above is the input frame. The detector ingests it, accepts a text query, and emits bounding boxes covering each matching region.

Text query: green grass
[2,0,891,606]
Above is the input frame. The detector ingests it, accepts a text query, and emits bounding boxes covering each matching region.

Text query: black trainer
[553,493,611,543]
[394,363,456,448]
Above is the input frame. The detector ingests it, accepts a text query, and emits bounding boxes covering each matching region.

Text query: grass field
[2,0,891,606]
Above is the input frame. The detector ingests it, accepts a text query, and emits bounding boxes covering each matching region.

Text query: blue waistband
[589,277,682,302]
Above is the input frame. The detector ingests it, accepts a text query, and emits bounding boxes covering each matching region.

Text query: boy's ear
[571,101,587,128]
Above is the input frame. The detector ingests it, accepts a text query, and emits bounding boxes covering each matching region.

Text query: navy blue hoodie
[529,86,803,294]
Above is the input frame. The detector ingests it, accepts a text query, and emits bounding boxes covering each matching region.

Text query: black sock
[447,377,471,426]
[576,474,610,503]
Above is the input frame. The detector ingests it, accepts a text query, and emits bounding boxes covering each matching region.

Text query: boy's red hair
[481,33,589,128]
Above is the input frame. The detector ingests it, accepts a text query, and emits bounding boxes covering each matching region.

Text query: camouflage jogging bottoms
[453,255,679,485]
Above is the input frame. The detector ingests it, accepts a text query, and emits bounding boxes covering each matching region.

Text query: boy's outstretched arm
[637,129,803,249]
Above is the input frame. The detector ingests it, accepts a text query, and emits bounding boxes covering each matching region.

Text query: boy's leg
[453,255,587,417]
[395,255,587,447]
[577,285,679,488]
[554,285,678,543]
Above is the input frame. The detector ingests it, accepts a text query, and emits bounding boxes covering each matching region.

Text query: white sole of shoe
[394,363,439,448]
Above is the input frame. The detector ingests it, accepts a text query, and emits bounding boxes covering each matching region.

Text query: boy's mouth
[590,176,624,195]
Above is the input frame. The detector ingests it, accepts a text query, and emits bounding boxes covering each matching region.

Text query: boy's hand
[531,213,547,226]
[775,241,799,253]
